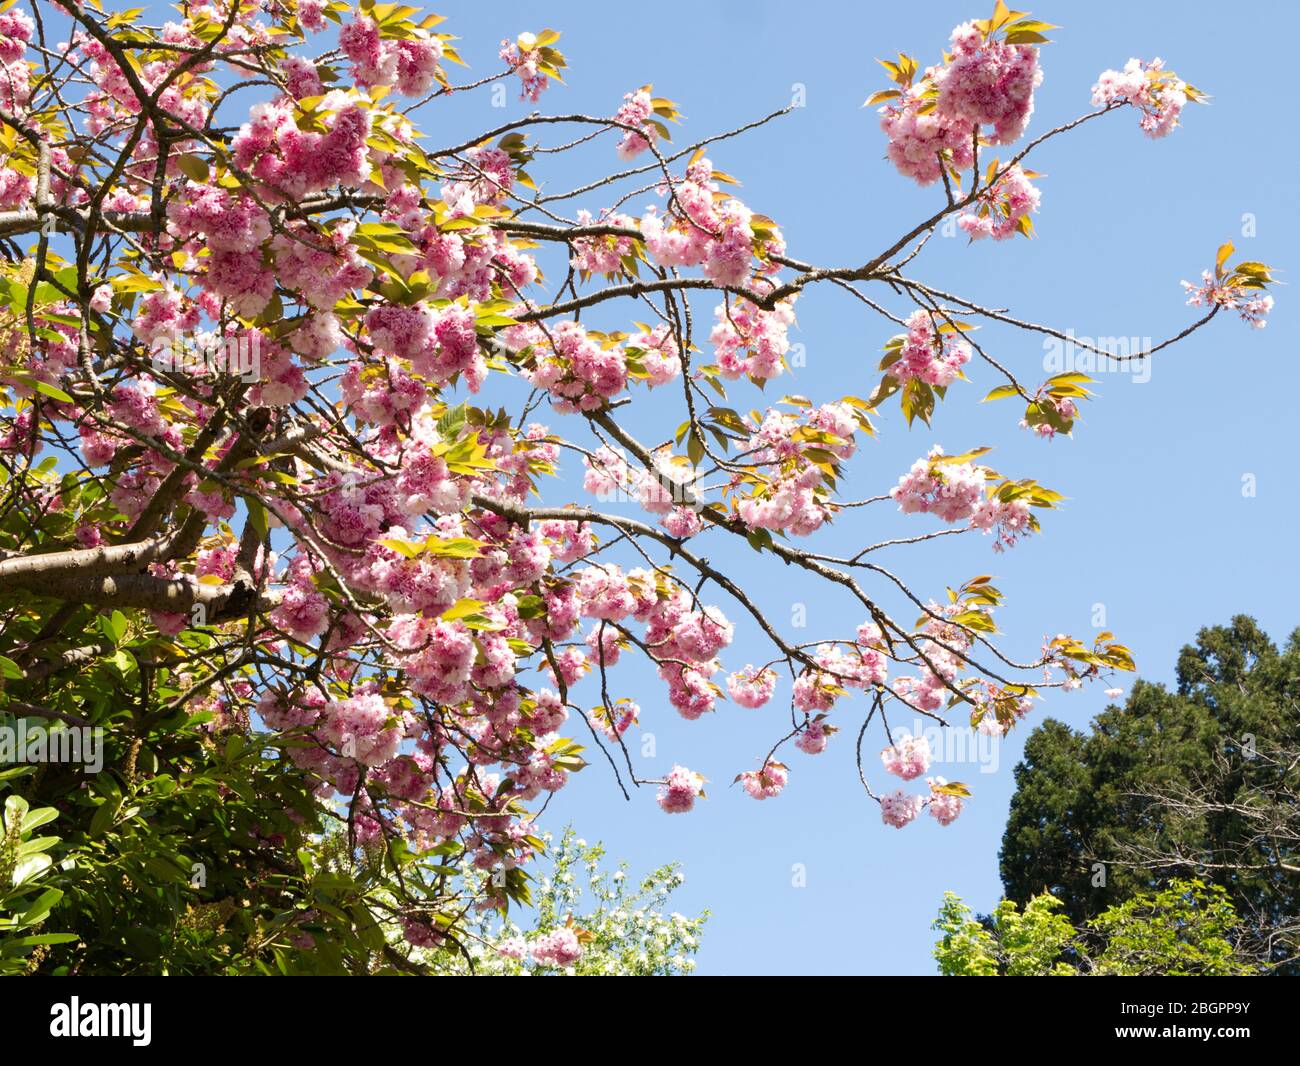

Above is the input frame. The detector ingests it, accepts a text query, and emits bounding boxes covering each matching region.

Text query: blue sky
[420,0,1298,975]
[109,0,1296,973]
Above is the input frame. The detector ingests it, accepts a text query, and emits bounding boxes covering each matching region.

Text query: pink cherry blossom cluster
[739,762,788,800]
[640,157,776,288]
[1182,272,1274,329]
[339,15,444,96]
[580,445,697,528]
[890,447,1034,549]
[318,689,408,768]
[569,210,639,276]
[531,560,734,722]
[510,321,627,412]
[401,919,443,949]
[364,301,487,393]
[581,445,631,498]
[500,34,549,102]
[0,163,33,210]
[657,764,705,813]
[0,8,32,114]
[881,732,932,780]
[613,88,657,160]
[538,518,596,563]
[878,88,977,186]
[271,222,374,311]
[280,55,323,100]
[935,21,1042,145]
[890,602,986,714]
[709,294,796,381]
[165,183,276,315]
[341,360,427,428]
[926,778,964,826]
[269,557,331,643]
[958,164,1041,240]
[387,198,536,304]
[1092,58,1189,139]
[651,600,735,720]
[130,283,201,346]
[794,719,833,755]
[791,639,889,715]
[887,311,972,388]
[881,778,964,830]
[729,403,859,537]
[625,325,683,388]
[877,17,1041,185]
[530,927,583,967]
[231,92,373,200]
[880,790,925,828]
[726,666,778,709]
[440,145,516,214]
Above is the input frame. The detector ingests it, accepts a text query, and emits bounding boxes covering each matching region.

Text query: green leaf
[87,799,118,838]
[247,498,269,539]
[176,154,210,184]
[30,379,74,403]
[20,806,58,834]
[18,887,63,926]
[982,384,1020,402]
[11,853,53,887]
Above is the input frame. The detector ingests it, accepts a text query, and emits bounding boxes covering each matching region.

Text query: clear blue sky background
[120,0,1297,973]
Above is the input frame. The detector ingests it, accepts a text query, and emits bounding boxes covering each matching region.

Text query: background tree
[1000,615,1300,971]
[413,827,706,975]
[0,0,1274,970]
[934,879,1257,976]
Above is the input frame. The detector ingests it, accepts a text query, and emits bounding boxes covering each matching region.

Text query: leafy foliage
[934,879,1256,976]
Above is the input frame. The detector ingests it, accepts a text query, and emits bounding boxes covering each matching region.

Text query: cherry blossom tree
[0,0,1276,962]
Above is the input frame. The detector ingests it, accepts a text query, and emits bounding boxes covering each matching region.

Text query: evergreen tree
[1000,616,1300,970]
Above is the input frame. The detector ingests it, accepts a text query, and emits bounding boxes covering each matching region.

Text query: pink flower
[522,320,628,412]
[500,34,549,102]
[589,699,637,740]
[927,777,964,827]
[0,10,34,65]
[297,0,327,33]
[878,89,976,186]
[1092,58,1192,139]
[402,918,444,948]
[795,720,832,755]
[887,311,972,388]
[890,446,1035,550]
[613,88,656,160]
[881,733,932,780]
[657,764,705,813]
[570,209,639,276]
[957,164,1041,241]
[531,927,583,967]
[709,296,794,382]
[280,55,323,99]
[726,666,777,709]
[880,789,924,829]
[739,762,788,800]
[1182,271,1274,329]
[934,21,1042,145]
